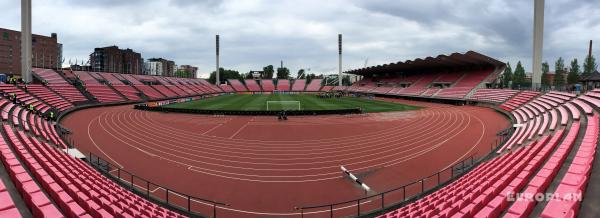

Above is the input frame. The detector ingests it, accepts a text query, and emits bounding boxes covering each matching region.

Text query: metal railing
[88,153,229,218]
[294,132,513,218]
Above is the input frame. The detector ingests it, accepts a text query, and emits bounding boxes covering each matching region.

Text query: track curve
[61,98,509,217]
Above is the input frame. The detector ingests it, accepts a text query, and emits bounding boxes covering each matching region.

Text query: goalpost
[266,101,301,111]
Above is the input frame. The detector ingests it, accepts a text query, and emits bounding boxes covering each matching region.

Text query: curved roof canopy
[344,51,505,76]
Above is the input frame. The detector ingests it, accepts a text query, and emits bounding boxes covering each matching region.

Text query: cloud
[0,0,598,78]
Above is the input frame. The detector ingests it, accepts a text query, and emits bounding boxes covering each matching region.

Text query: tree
[262,65,274,79]
[306,73,317,83]
[296,69,305,79]
[583,55,598,78]
[174,70,192,78]
[276,67,290,79]
[244,72,254,79]
[554,57,565,72]
[502,62,512,88]
[541,61,550,86]
[553,70,566,88]
[208,68,242,84]
[567,59,580,84]
[512,61,526,86]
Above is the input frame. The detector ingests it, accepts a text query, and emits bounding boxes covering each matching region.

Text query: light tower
[215,34,220,85]
[532,0,544,89]
[338,34,342,86]
[21,0,32,83]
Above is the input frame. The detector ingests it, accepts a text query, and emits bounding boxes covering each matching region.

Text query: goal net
[266,101,301,111]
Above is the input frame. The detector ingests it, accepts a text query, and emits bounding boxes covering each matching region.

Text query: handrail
[294,130,513,217]
[88,153,229,217]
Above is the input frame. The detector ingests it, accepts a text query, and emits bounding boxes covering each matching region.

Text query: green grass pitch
[164,94,422,113]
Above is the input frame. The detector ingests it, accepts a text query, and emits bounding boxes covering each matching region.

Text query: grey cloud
[1,0,599,77]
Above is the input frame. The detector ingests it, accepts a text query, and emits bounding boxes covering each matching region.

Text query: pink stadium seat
[571,99,593,114]
[541,115,597,218]
[549,109,558,131]
[305,79,323,92]
[470,89,518,103]
[227,79,248,92]
[564,103,581,120]
[244,80,262,92]
[291,79,307,91]
[276,79,291,91]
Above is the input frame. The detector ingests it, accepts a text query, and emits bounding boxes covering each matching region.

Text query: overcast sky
[1,0,599,78]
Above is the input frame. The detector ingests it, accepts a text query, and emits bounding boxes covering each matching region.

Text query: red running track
[60,98,509,217]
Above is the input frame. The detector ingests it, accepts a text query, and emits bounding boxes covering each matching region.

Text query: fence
[294,132,513,218]
[88,153,228,218]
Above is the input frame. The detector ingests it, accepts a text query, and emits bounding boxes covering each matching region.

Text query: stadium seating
[276,79,291,91]
[74,71,126,103]
[0,178,21,217]
[165,85,189,96]
[434,71,463,83]
[33,68,67,84]
[305,79,323,92]
[321,86,334,92]
[112,85,142,101]
[436,70,492,99]
[260,80,275,92]
[219,84,235,92]
[60,69,78,81]
[470,89,519,103]
[420,88,440,97]
[21,84,73,112]
[291,79,307,91]
[98,73,125,85]
[228,79,248,92]
[372,86,394,95]
[151,85,179,98]
[244,79,262,92]
[332,86,348,91]
[499,91,540,111]
[394,73,440,96]
[84,85,126,103]
[134,85,166,99]
[0,84,51,114]
[0,94,187,217]
[32,69,88,103]
[378,90,599,218]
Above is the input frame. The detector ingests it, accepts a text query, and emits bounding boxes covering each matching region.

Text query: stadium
[1,0,600,218]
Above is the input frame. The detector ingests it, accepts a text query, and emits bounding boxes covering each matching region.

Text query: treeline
[207,65,351,85]
[500,54,598,89]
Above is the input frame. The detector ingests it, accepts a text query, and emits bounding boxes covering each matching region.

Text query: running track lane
[60,99,509,217]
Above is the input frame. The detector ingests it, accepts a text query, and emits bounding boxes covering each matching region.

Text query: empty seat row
[470,89,519,103]
[22,84,73,112]
[244,80,262,92]
[84,84,126,103]
[305,79,323,92]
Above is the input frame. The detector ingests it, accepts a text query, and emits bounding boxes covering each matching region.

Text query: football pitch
[164,94,422,113]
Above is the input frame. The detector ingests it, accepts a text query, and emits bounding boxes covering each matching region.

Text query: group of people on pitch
[277,111,288,120]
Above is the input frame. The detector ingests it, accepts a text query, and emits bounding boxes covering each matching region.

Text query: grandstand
[260,79,275,92]
[304,79,323,92]
[244,79,262,92]
[291,79,307,91]
[276,79,291,91]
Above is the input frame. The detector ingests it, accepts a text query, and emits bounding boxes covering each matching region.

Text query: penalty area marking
[341,165,371,192]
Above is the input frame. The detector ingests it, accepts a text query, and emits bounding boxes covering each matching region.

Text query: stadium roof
[344,51,505,76]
